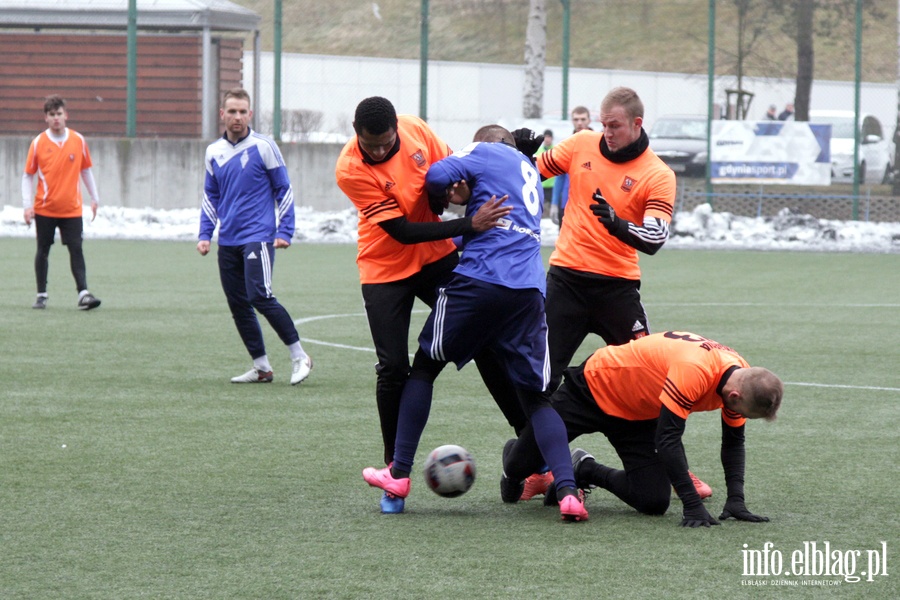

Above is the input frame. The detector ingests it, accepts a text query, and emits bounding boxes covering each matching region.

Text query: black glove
[428,192,448,216]
[589,189,629,237]
[681,503,721,528]
[511,128,544,158]
[719,497,769,523]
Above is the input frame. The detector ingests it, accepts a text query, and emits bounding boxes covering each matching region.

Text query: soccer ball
[423,444,476,498]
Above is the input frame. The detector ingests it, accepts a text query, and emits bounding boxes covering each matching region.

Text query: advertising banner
[710,121,832,185]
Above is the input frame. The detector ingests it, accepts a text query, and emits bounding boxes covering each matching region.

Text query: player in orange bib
[22,95,101,310]
[535,87,675,386]
[335,97,526,513]
[502,331,783,527]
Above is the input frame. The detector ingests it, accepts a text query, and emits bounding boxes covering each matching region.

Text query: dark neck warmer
[600,128,649,163]
[360,132,402,165]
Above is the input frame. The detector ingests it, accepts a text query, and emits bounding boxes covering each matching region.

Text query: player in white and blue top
[362,125,588,521]
[200,132,294,245]
[196,88,312,386]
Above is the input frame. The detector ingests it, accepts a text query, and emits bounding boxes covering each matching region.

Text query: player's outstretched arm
[657,406,720,528]
[718,420,769,523]
[470,194,511,232]
[511,128,544,159]
[589,189,669,255]
[378,216,474,244]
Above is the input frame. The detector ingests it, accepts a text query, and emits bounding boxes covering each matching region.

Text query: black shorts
[361,251,459,373]
[553,360,661,471]
[545,265,649,381]
[35,214,83,247]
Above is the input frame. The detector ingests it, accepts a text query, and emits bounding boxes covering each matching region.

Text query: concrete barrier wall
[1,136,349,212]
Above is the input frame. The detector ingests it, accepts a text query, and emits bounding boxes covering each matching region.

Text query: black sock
[586,461,615,489]
[556,485,579,502]
[391,467,410,479]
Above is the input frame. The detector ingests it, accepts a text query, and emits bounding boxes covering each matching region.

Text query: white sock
[253,356,273,372]
[288,342,308,361]
[78,290,90,300]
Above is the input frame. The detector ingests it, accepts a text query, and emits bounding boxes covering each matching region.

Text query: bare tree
[258,109,325,141]
[283,109,325,140]
[793,0,815,121]
[522,0,547,119]
[771,0,886,122]
[712,0,778,119]
[894,0,900,193]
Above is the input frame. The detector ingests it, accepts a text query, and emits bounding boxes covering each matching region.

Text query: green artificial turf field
[1,239,897,599]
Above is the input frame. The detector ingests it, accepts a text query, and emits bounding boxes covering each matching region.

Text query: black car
[648,115,708,178]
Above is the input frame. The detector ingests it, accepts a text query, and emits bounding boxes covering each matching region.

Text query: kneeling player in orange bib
[501,331,783,527]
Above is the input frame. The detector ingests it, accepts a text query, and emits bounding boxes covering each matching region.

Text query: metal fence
[676,180,899,223]
[4,1,898,217]
[261,0,899,214]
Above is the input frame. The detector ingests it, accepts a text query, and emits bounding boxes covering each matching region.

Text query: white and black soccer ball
[423,444,476,498]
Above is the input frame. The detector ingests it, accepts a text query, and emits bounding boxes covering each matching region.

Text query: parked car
[648,115,708,177]
[808,110,894,185]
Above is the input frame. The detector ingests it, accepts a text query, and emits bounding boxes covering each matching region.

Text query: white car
[808,110,894,185]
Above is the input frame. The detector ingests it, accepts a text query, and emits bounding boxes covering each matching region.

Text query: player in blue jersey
[197,88,312,386]
[362,125,588,521]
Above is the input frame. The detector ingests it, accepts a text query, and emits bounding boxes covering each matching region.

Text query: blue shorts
[418,274,550,391]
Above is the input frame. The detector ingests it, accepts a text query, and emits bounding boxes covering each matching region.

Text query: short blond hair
[222,87,251,108]
[601,87,644,120]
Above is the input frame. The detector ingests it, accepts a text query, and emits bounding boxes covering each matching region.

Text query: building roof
[0,0,260,32]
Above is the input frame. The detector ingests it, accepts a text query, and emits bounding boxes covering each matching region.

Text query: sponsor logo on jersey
[621,176,637,192]
[631,320,645,332]
[497,218,541,243]
[384,181,395,192]
[411,151,426,167]
[241,149,250,169]
[69,154,76,162]
[581,161,592,170]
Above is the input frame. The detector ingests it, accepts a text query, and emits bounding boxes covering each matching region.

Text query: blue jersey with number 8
[426,141,546,295]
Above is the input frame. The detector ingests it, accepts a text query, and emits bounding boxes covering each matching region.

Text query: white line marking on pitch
[296,312,899,392]
[785,382,899,392]
[651,302,900,308]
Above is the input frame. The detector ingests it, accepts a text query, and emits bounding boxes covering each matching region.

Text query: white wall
[246,52,898,151]
[0,137,348,212]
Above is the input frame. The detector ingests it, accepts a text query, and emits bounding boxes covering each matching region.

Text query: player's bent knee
[375,362,410,383]
[410,350,445,384]
[517,389,552,419]
[635,495,670,516]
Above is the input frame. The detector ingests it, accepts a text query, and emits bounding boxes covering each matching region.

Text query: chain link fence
[256,0,898,219]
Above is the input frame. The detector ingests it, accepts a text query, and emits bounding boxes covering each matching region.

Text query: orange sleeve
[537,135,574,178]
[659,360,717,420]
[418,117,452,164]
[336,161,406,226]
[640,159,676,223]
